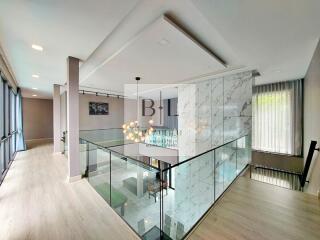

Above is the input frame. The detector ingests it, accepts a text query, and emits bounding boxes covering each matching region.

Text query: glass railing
[145,129,178,149]
[62,128,179,156]
[62,131,68,156]
[78,128,251,240]
[160,135,251,239]
[80,128,126,147]
[82,139,162,239]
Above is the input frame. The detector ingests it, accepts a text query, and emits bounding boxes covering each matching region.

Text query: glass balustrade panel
[110,151,161,239]
[161,150,215,240]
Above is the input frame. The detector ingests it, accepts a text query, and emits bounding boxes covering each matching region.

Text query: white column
[67,56,81,182]
[53,84,61,153]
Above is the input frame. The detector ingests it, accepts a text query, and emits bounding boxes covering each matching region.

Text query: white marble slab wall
[196,80,212,154]
[210,77,224,149]
[223,71,253,143]
[178,70,253,157]
[177,84,196,159]
[173,71,253,232]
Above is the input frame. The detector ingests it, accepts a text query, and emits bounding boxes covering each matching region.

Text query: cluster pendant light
[122,77,154,143]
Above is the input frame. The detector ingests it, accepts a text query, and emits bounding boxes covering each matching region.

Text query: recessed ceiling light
[32,87,38,90]
[158,38,169,45]
[32,44,43,51]
[32,74,39,78]
[32,94,37,97]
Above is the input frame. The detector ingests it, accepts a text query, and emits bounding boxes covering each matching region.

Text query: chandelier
[122,77,154,142]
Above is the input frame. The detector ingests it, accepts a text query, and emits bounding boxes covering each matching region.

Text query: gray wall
[60,91,67,135]
[304,40,320,195]
[79,94,124,130]
[23,98,53,140]
[252,151,303,172]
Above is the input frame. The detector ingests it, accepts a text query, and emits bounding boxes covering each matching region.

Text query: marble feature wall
[211,77,224,148]
[178,70,253,157]
[171,71,254,233]
[223,71,253,143]
[177,84,197,159]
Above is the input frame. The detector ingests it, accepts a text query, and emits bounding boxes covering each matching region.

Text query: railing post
[235,139,238,175]
[109,150,112,206]
[160,169,163,240]
[61,131,65,154]
[214,150,216,201]
[84,141,89,178]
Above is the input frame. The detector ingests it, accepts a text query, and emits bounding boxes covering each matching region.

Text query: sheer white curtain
[15,88,25,151]
[252,79,303,155]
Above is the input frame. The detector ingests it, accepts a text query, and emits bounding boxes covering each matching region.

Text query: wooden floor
[0,141,139,240]
[188,177,320,240]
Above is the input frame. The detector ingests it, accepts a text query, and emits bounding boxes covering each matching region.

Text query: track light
[96,92,98,96]
[82,90,85,95]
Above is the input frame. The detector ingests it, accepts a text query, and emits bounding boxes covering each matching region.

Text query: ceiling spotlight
[82,90,85,95]
[32,44,43,51]
[32,74,39,78]
[32,94,37,97]
[158,38,169,45]
[32,87,38,90]
[96,92,98,96]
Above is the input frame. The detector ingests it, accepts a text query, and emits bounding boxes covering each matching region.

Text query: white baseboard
[68,175,82,183]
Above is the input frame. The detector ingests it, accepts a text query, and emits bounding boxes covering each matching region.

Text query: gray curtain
[252,79,303,155]
[15,88,26,151]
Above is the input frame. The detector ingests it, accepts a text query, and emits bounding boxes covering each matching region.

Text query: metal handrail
[250,140,319,189]
[162,134,248,172]
[80,137,160,172]
[252,164,302,177]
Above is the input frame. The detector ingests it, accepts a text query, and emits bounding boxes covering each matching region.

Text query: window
[0,78,4,175]
[252,79,303,155]
[10,89,16,159]
[0,72,25,185]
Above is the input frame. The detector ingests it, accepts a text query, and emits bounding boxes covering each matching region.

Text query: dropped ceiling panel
[82,16,226,93]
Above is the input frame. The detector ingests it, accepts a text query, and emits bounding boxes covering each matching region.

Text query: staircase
[250,165,301,190]
[249,140,319,192]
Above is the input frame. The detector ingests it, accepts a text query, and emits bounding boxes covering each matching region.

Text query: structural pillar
[67,56,81,182]
[53,84,61,153]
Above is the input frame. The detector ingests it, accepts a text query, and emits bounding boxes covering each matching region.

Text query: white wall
[304,40,320,195]
[79,94,124,130]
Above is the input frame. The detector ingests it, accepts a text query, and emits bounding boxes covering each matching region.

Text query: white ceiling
[191,0,320,85]
[124,84,178,100]
[0,0,139,98]
[0,0,319,99]
[81,16,226,93]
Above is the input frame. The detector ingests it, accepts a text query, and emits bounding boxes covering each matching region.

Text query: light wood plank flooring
[0,141,139,240]
[188,177,320,240]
